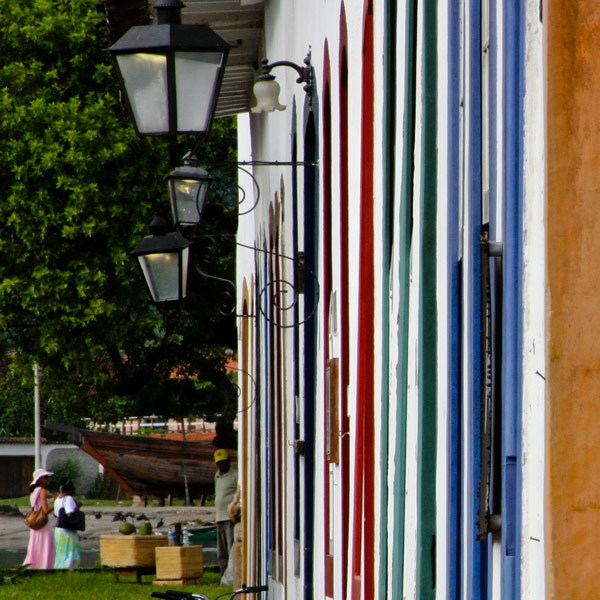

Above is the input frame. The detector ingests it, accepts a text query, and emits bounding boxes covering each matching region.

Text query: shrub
[87,473,113,500]
[48,457,82,491]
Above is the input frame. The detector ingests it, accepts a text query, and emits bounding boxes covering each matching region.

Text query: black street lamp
[166,154,212,227]
[109,0,230,137]
[131,217,191,303]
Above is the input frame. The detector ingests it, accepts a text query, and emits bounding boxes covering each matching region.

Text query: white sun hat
[30,468,54,486]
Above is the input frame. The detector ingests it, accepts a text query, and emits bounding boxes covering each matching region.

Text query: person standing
[23,468,55,569]
[53,477,81,569]
[214,449,238,575]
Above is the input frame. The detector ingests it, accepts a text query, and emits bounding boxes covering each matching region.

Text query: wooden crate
[153,578,201,586]
[100,534,168,568]
[155,545,204,580]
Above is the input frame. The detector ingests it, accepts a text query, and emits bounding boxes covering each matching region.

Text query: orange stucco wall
[546,2,600,597]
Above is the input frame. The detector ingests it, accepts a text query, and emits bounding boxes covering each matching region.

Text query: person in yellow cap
[214,448,237,575]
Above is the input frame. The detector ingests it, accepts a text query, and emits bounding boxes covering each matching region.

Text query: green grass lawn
[0,569,233,600]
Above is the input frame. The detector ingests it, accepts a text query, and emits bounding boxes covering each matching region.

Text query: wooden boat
[78,429,235,499]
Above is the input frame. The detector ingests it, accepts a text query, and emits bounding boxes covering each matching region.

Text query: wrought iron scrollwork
[181,149,317,218]
[236,166,260,216]
[188,235,319,328]
[186,235,236,316]
[225,363,259,415]
[168,155,319,327]
[235,240,319,329]
[193,267,237,316]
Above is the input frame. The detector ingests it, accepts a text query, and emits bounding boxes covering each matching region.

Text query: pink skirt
[24,522,54,569]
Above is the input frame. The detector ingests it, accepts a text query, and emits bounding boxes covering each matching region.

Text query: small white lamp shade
[251,78,286,113]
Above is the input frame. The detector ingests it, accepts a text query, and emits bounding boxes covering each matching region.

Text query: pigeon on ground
[136,513,148,521]
[155,518,164,528]
[112,511,125,522]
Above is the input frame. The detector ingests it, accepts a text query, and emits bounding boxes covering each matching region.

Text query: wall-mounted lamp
[109,0,230,137]
[166,156,318,227]
[132,221,319,328]
[131,216,191,304]
[131,153,318,324]
[166,153,212,227]
[251,51,313,114]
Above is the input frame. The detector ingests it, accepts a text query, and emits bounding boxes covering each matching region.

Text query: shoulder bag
[24,506,48,530]
[57,507,86,531]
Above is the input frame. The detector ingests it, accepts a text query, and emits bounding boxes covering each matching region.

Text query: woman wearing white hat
[23,468,55,569]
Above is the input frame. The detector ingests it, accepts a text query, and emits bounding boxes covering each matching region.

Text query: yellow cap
[214,449,229,463]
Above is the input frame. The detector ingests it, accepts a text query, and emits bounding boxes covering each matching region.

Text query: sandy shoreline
[0,504,216,551]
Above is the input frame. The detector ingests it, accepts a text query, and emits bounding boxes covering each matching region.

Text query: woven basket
[100,534,169,567]
[155,545,204,579]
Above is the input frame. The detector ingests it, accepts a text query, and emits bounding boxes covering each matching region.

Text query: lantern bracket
[189,234,319,329]
[257,51,313,95]
[170,152,318,224]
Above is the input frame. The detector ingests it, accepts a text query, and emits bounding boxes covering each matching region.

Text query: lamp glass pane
[116,53,168,134]
[180,245,189,298]
[175,51,224,132]
[170,178,208,225]
[138,251,183,303]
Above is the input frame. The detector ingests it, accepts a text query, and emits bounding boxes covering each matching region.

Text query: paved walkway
[0,504,216,551]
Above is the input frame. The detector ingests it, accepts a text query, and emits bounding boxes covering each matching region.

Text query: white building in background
[0,438,101,497]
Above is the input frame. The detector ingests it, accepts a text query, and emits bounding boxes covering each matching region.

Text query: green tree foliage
[0,356,35,437]
[0,0,238,433]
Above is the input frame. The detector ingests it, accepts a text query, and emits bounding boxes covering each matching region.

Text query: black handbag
[57,507,86,531]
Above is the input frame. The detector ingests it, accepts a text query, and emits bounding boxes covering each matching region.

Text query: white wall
[0,443,102,495]
[237,0,390,597]
[520,1,546,596]
[237,0,546,598]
